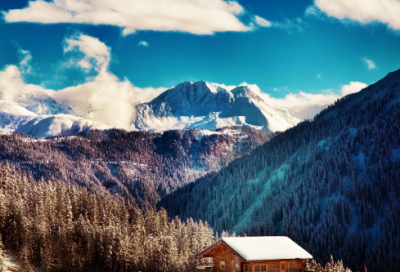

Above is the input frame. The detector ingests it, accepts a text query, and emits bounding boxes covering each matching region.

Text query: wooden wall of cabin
[243,259,306,272]
[209,257,306,272]
[210,250,236,272]
[204,244,241,272]
[203,243,307,272]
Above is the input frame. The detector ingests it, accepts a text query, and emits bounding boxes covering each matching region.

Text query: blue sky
[1,0,400,100]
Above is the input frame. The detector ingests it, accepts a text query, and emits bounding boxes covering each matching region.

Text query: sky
[0,0,400,105]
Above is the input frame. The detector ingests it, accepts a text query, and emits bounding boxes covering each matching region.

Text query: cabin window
[289,261,296,268]
[255,265,260,272]
[220,261,225,269]
[261,265,267,271]
[281,263,286,270]
[234,256,240,271]
[244,264,249,271]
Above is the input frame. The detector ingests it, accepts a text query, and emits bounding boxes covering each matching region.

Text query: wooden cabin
[197,236,313,272]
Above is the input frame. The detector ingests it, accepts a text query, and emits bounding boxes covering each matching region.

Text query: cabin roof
[199,236,313,261]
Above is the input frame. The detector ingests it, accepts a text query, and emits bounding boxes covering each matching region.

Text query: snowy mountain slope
[0,72,66,115]
[0,101,37,134]
[0,100,109,138]
[5,90,66,115]
[134,81,301,133]
[16,114,110,138]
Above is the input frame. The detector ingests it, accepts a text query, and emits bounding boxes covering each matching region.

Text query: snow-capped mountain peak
[134,81,301,133]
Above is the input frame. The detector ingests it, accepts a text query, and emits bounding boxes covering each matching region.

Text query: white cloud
[239,80,367,119]
[309,0,400,31]
[0,64,167,130]
[18,49,33,74]
[269,86,290,93]
[271,17,306,33]
[254,15,272,27]
[239,82,355,120]
[317,73,322,79]
[240,82,339,108]
[361,57,376,70]
[137,41,149,47]
[212,83,237,92]
[340,81,368,96]
[3,0,250,35]
[56,34,168,128]
[0,34,167,130]
[51,72,167,129]
[0,65,53,103]
[305,5,321,17]
[64,34,110,72]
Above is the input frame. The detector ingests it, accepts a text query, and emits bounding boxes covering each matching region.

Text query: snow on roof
[221,236,313,261]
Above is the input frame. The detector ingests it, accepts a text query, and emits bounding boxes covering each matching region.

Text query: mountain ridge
[134,80,301,133]
[0,79,329,137]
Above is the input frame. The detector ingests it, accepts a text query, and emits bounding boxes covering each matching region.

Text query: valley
[0,1,399,270]
[0,69,399,272]
[0,126,271,207]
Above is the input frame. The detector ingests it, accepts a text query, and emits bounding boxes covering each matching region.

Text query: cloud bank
[0,65,53,103]
[340,81,368,96]
[309,0,400,31]
[241,81,367,109]
[54,34,168,129]
[0,34,167,130]
[51,71,167,129]
[3,0,250,35]
[241,82,338,108]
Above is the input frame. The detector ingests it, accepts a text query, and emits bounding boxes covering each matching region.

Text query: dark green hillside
[160,69,400,272]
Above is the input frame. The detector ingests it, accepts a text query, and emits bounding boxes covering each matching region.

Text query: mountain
[159,69,400,272]
[0,82,111,137]
[134,81,301,133]
[0,82,66,115]
[0,100,110,138]
[0,125,271,207]
[0,79,328,137]
[16,114,110,138]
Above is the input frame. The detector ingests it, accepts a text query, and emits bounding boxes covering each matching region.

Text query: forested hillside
[160,69,400,272]
[0,126,271,207]
[0,162,215,272]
